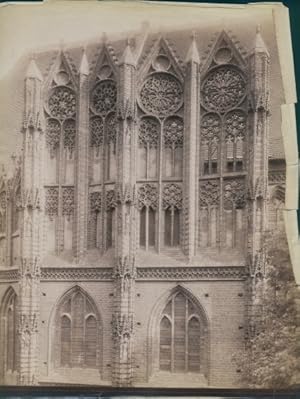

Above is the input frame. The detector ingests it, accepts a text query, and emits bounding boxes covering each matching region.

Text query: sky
[0,1,276,79]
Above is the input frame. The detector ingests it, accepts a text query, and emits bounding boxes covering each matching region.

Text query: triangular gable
[44,50,78,92]
[201,30,247,76]
[90,44,118,84]
[137,36,184,83]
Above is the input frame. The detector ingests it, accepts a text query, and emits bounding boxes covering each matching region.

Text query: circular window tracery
[91,80,117,116]
[139,72,183,117]
[48,87,76,120]
[202,66,246,113]
[214,47,233,65]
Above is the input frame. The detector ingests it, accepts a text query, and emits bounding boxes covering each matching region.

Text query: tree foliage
[234,233,300,388]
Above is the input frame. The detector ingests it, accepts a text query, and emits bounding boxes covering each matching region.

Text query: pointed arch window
[163,184,182,248]
[201,113,221,175]
[269,185,285,230]
[163,117,183,178]
[138,117,159,179]
[1,288,17,374]
[159,291,206,373]
[137,184,158,250]
[55,288,101,369]
[225,110,246,172]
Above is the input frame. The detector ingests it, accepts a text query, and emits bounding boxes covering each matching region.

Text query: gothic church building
[0,26,286,387]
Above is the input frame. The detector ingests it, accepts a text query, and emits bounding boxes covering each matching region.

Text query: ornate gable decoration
[137,36,184,83]
[90,43,118,84]
[201,30,247,75]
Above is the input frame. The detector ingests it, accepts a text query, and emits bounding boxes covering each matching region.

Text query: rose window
[202,66,246,113]
[48,87,76,120]
[91,80,117,116]
[139,73,183,117]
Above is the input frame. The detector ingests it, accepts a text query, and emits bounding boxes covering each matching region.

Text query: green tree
[234,233,300,388]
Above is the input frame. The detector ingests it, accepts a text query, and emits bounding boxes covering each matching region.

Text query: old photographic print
[0,0,298,390]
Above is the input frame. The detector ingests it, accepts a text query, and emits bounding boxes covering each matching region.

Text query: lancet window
[89,71,118,184]
[44,55,77,255]
[137,46,184,252]
[0,288,17,374]
[137,184,158,249]
[55,288,101,369]
[268,185,285,230]
[159,291,206,373]
[199,43,248,251]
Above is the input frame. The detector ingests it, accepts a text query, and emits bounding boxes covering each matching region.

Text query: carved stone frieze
[46,118,61,155]
[106,189,117,210]
[138,117,159,148]
[199,180,220,207]
[45,187,59,219]
[63,118,76,152]
[40,267,113,281]
[62,187,74,218]
[90,191,102,213]
[90,116,104,147]
[137,183,158,210]
[162,183,182,210]
[201,113,221,142]
[0,266,247,282]
[163,116,183,148]
[137,266,246,280]
[225,109,246,140]
[223,178,246,209]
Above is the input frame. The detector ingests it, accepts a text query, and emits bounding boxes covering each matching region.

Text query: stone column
[183,33,201,261]
[18,58,45,385]
[247,26,270,333]
[112,40,136,387]
[73,49,89,263]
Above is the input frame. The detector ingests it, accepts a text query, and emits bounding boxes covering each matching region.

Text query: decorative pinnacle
[253,24,270,56]
[26,58,43,81]
[185,30,200,64]
[79,46,89,75]
[120,37,135,66]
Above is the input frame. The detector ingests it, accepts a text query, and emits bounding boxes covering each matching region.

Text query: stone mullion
[219,115,225,250]
[157,120,163,253]
[5,197,12,266]
[101,117,107,253]
[56,124,64,254]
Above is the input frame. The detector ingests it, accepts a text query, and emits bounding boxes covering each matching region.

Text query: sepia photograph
[0,0,298,390]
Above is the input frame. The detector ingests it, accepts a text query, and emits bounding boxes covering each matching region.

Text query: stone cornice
[0,266,247,282]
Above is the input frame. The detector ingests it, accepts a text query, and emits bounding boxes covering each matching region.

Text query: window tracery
[202,66,246,113]
[48,87,76,120]
[201,113,221,175]
[46,119,61,155]
[91,80,117,116]
[225,110,246,171]
[55,288,100,369]
[159,291,206,373]
[62,187,74,219]
[0,191,6,234]
[90,117,104,148]
[1,288,17,373]
[63,119,76,153]
[139,73,183,117]
[163,184,182,247]
[45,187,59,219]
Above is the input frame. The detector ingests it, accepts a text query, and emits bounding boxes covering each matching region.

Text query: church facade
[0,26,286,387]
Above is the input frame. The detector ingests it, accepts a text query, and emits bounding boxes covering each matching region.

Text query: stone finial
[253,24,270,57]
[79,47,89,75]
[120,38,135,66]
[26,58,43,81]
[185,31,200,64]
